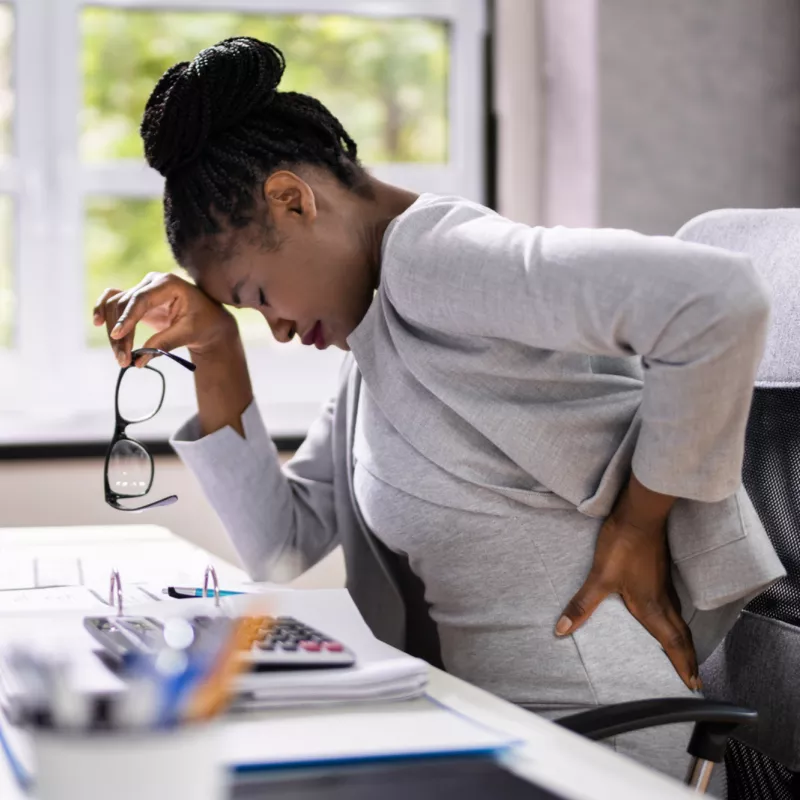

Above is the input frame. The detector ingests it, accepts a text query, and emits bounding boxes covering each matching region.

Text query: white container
[33,723,224,800]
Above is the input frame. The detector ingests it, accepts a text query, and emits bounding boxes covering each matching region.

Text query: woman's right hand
[92,272,238,368]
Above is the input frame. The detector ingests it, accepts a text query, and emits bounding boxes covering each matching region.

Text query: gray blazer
[173,197,786,664]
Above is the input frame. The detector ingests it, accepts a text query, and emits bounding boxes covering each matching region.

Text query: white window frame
[0,0,486,444]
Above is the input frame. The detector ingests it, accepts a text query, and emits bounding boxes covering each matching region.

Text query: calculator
[83,614,356,670]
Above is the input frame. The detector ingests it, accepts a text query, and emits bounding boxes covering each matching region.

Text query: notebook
[231,757,564,800]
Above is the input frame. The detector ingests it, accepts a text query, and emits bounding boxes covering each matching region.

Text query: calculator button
[280,643,298,651]
[323,642,344,652]
[257,641,276,651]
[299,641,321,652]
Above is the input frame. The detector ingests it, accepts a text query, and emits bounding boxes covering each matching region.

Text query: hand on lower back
[555,474,700,691]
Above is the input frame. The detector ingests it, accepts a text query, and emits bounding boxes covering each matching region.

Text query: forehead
[183,229,253,301]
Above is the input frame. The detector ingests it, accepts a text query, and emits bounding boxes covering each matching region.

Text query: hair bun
[141,37,285,177]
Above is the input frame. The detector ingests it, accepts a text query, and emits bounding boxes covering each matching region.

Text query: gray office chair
[675,208,800,798]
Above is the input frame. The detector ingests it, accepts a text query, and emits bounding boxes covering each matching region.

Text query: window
[0,5,13,350]
[0,0,486,444]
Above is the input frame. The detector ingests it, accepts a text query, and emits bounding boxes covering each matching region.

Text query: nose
[264,311,296,344]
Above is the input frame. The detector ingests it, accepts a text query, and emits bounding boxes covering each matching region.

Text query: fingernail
[117,352,127,367]
[555,616,572,636]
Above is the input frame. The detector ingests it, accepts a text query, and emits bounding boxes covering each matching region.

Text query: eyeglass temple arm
[131,348,196,372]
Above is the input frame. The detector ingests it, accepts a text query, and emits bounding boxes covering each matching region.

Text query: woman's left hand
[554,474,700,691]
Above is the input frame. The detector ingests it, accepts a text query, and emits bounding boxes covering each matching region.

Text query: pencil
[186,611,269,722]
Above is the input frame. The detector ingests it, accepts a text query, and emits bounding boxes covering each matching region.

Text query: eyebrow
[231,279,245,306]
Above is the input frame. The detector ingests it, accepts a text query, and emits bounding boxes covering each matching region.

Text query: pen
[163,587,246,599]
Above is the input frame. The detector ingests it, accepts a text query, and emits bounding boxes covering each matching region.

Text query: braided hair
[140,37,366,262]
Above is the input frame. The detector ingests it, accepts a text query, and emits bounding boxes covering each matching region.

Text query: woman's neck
[358,176,419,288]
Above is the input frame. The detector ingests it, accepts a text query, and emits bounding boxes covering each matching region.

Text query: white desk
[0,525,695,800]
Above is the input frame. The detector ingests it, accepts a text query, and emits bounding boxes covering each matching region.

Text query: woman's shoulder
[383,193,502,255]
[380,194,527,302]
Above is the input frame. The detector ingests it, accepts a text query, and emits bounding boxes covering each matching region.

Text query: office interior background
[0,0,799,589]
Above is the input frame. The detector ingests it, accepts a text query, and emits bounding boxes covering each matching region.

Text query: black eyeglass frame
[104,348,196,512]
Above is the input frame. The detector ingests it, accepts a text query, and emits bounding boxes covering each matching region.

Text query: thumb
[556,574,609,637]
[139,322,193,367]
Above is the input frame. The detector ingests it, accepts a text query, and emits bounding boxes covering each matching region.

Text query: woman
[94,38,783,780]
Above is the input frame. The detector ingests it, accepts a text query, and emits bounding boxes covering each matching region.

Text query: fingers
[100,275,173,367]
[110,287,155,343]
[139,320,193,367]
[625,595,700,691]
[92,287,121,328]
[104,290,136,367]
[93,272,224,370]
[556,572,610,637]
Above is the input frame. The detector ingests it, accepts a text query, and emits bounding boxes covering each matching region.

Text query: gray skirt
[354,462,696,784]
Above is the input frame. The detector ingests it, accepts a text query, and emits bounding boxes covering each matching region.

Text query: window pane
[85,197,271,348]
[0,5,13,158]
[0,3,14,158]
[81,9,448,165]
[0,195,12,347]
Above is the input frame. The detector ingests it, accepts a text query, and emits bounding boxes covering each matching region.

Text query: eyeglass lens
[108,439,153,498]
[117,366,164,424]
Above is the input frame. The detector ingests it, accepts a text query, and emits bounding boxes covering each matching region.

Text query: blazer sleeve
[170,397,339,581]
[383,208,771,502]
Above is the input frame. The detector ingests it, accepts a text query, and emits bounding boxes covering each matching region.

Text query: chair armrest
[557,698,758,763]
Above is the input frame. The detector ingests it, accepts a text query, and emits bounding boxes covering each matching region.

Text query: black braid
[140,37,366,261]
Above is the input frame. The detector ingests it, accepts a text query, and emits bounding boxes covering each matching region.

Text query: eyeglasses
[104,347,196,512]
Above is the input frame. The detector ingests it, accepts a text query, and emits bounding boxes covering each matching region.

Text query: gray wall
[598,0,800,235]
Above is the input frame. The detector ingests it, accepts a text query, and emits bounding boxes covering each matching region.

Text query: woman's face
[185,170,381,351]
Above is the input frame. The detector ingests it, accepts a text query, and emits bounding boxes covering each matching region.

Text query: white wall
[0,454,345,589]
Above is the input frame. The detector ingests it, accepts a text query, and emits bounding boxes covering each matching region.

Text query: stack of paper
[221,590,429,709]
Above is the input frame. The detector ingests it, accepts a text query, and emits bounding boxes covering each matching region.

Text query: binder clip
[203,564,221,608]
[109,568,123,616]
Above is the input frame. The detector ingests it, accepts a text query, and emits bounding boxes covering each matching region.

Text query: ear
[262,171,317,227]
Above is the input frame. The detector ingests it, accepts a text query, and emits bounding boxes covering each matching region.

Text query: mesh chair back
[743,388,800,625]
[677,208,800,793]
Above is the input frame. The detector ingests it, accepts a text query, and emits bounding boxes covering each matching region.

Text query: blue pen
[163,587,246,599]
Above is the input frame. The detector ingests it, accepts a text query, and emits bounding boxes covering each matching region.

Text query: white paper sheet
[0,587,109,615]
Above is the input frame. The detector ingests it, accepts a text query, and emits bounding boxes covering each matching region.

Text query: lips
[301,321,326,350]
